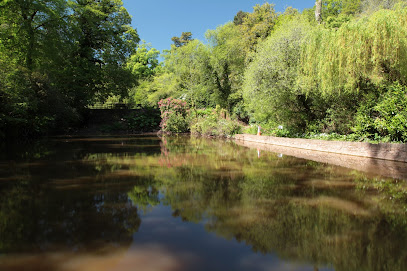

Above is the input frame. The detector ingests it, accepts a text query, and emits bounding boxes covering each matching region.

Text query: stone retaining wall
[234,139,407,180]
[234,134,407,163]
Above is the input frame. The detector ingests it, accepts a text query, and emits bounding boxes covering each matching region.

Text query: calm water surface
[0,135,406,271]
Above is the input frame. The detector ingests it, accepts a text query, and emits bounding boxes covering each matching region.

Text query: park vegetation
[1,0,407,141]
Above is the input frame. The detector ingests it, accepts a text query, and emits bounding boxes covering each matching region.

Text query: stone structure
[234,134,407,163]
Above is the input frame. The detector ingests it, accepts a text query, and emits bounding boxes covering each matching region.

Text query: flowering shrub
[158,97,190,133]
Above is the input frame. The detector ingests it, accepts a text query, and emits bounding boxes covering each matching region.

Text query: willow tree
[361,0,407,13]
[300,5,407,95]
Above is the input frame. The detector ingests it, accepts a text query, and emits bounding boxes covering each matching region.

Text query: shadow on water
[1,135,407,271]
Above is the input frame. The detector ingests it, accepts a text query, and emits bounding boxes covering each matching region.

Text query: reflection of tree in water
[0,181,141,253]
[128,177,160,213]
[2,135,407,271]
[154,136,407,271]
[0,140,153,253]
[0,137,163,253]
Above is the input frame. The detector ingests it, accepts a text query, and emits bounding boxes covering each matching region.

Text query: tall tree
[171,32,193,47]
[0,0,70,137]
[233,10,248,26]
[206,23,247,111]
[127,42,160,81]
[0,0,140,138]
[0,0,68,70]
[300,5,407,95]
[66,0,139,106]
[243,18,312,131]
[240,3,279,51]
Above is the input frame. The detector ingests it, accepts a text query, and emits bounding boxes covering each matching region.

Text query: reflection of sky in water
[126,203,333,271]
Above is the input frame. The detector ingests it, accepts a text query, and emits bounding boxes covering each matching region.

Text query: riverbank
[234,134,407,180]
[234,134,407,162]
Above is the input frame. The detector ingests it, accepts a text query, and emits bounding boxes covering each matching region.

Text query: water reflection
[0,135,406,271]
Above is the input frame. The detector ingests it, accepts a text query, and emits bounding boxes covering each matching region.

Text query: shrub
[353,83,407,142]
[191,107,242,137]
[158,97,190,133]
[126,110,161,132]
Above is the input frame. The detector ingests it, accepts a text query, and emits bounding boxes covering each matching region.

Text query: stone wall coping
[234,134,407,163]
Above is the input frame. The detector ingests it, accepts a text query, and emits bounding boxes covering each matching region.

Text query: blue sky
[122,0,316,53]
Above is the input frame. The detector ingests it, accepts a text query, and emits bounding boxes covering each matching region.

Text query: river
[0,135,406,271]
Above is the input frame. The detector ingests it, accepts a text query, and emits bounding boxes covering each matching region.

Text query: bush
[126,110,160,132]
[158,97,190,133]
[244,122,292,137]
[191,107,242,137]
[353,83,407,142]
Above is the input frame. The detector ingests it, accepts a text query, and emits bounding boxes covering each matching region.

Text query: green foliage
[243,18,312,132]
[206,22,247,110]
[191,107,242,137]
[142,2,283,120]
[2,0,406,142]
[244,123,292,137]
[233,11,248,25]
[300,6,407,95]
[0,0,140,138]
[158,97,190,133]
[96,109,160,133]
[126,110,161,132]
[127,42,160,80]
[240,3,279,50]
[353,83,407,142]
[156,40,215,108]
[322,0,362,18]
[171,32,193,48]
[361,0,407,14]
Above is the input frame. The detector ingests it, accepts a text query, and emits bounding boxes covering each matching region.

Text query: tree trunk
[315,0,322,24]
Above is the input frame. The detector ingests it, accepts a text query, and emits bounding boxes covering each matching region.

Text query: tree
[233,10,248,25]
[206,22,247,112]
[127,42,160,80]
[243,18,312,131]
[315,0,323,23]
[144,39,214,108]
[0,0,68,70]
[0,0,70,137]
[67,0,139,106]
[323,0,361,17]
[240,3,279,51]
[171,32,193,47]
[300,5,407,95]
[361,0,406,13]
[126,42,160,107]
[0,0,140,138]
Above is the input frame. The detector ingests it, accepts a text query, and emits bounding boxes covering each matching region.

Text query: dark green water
[0,135,406,271]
